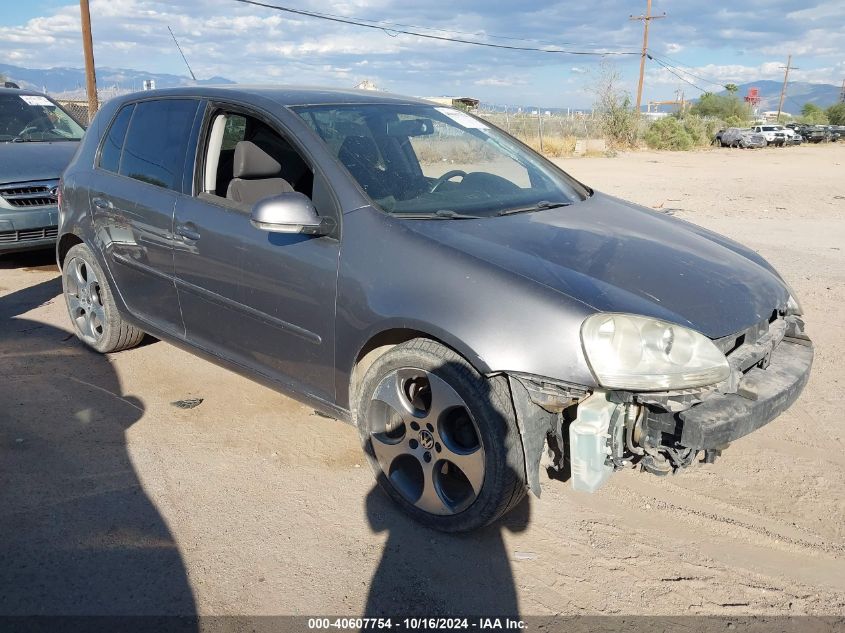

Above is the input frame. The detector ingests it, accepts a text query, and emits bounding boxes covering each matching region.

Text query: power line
[278,7,623,51]
[232,0,640,56]
[648,55,709,93]
[650,52,730,85]
[647,53,727,89]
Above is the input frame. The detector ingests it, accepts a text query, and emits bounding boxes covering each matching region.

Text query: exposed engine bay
[508,312,813,496]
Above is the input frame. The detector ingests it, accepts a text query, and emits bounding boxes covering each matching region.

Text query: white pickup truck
[751,124,799,146]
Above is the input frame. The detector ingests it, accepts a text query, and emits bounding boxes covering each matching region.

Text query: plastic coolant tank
[569,391,617,493]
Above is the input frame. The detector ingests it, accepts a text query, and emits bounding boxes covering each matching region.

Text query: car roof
[109,85,434,108]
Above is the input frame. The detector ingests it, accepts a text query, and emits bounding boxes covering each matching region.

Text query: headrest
[233,141,281,179]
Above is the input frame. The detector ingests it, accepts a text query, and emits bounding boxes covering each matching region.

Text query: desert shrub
[724,115,747,127]
[526,135,577,157]
[591,62,640,149]
[677,114,721,146]
[644,117,694,150]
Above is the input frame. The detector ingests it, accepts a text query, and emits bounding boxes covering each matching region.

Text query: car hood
[401,192,789,339]
[0,141,80,184]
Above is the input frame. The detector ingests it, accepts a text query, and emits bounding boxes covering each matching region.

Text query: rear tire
[62,243,145,353]
[354,338,526,532]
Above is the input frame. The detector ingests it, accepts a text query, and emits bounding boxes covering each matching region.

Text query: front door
[173,104,340,403]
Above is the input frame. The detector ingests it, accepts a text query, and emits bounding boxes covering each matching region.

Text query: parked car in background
[827,126,844,142]
[794,124,827,143]
[0,86,85,254]
[721,127,766,148]
[57,86,813,531]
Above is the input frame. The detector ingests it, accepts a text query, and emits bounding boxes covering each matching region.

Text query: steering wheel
[17,117,54,138]
[429,169,467,193]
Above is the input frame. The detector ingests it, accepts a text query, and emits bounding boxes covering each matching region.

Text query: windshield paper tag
[20,95,53,106]
[435,107,489,130]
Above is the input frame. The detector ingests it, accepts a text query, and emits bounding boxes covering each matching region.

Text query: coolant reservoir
[569,391,617,493]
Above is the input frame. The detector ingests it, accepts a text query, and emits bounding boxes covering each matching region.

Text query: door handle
[175,224,201,241]
[92,197,112,210]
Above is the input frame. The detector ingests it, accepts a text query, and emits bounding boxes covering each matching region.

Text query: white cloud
[0,0,842,107]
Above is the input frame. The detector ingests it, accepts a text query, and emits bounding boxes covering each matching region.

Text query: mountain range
[0,63,233,99]
[1,63,842,112]
[716,80,842,113]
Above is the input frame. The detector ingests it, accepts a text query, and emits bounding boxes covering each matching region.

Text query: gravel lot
[1,143,843,617]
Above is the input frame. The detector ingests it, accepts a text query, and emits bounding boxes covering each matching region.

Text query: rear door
[172,102,340,403]
[89,98,201,335]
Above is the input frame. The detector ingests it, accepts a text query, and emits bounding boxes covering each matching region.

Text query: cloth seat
[226,140,294,206]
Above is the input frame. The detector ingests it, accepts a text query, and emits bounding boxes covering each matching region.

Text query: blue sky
[1,1,843,107]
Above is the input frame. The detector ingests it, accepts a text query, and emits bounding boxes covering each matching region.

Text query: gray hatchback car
[58,87,813,531]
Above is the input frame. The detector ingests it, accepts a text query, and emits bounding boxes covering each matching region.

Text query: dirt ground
[1,143,844,618]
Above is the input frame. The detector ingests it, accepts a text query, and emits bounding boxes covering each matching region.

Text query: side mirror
[250,192,334,236]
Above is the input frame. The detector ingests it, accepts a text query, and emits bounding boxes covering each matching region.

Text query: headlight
[581,313,730,391]
[787,294,803,316]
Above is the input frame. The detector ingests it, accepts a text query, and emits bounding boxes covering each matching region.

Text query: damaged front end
[506,312,813,496]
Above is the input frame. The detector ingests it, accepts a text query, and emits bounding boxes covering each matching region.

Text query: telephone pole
[630,0,666,114]
[776,55,798,122]
[79,0,99,120]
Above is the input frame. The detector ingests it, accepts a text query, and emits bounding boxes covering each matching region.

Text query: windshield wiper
[395,209,484,220]
[495,200,572,217]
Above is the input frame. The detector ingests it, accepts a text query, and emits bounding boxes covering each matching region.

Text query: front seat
[226,140,294,206]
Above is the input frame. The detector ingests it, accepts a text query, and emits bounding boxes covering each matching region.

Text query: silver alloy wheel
[65,256,106,344]
[368,368,485,516]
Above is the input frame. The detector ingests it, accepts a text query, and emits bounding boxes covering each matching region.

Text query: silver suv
[0,87,84,254]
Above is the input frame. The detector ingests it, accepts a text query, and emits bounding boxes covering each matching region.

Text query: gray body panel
[0,142,79,183]
[58,85,793,416]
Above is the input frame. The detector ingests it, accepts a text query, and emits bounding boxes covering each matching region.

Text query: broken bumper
[645,339,814,450]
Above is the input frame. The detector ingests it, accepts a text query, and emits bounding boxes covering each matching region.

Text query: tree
[800,102,829,124]
[826,102,845,126]
[724,83,739,94]
[690,92,751,122]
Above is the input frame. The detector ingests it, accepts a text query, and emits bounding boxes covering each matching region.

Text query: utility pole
[840,78,845,103]
[630,0,666,114]
[79,0,98,120]
[776,55,798,122]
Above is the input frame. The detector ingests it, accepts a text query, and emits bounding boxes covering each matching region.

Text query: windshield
[294,103,589,217]
[0,94,85,142]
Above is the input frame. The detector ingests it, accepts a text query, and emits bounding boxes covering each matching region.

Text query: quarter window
[98,104,134,173]
[120,99,199,191]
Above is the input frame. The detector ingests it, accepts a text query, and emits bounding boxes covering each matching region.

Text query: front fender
[334,207,598,409]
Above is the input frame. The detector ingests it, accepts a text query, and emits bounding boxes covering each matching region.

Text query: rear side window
[120,99,199,190]
[99,104,134,173]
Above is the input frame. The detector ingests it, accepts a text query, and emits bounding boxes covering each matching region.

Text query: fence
[57,101,91,126]
[476,110,605,156]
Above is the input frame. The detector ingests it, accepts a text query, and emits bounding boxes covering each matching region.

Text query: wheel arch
[344,324,493,419]
[57,232,84,269]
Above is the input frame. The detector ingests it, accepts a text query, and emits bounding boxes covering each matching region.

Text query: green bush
[644,117,694,150]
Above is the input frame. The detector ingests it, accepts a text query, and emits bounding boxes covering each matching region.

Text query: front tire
[355,339,526,532]
[62,243,145,353]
